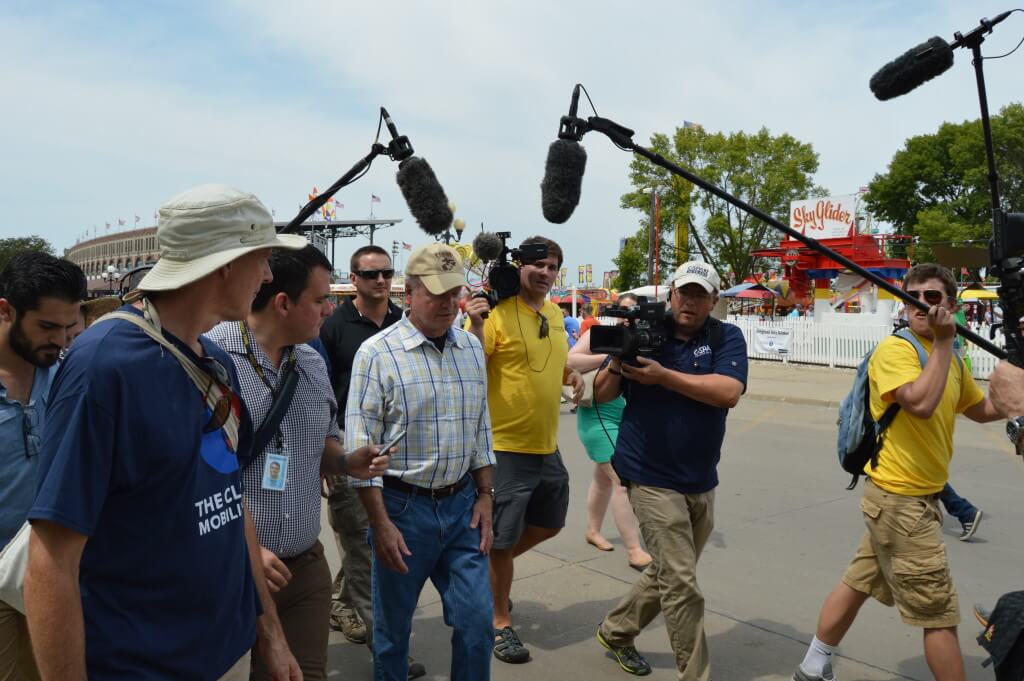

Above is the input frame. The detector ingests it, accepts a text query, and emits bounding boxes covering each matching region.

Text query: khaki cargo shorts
[841,479,959,628]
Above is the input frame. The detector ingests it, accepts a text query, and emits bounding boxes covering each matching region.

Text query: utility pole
[647,189,658,285]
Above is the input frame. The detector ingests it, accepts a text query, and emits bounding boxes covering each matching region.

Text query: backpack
[836,328,963,490]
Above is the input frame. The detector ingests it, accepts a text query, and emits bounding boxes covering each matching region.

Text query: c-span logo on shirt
[693,345,711,358]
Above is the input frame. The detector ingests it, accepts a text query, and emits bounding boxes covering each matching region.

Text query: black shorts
[492,450,570,550]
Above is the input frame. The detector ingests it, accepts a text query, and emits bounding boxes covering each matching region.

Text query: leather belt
[383,475,470,499]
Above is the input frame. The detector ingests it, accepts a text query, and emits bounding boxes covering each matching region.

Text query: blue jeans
[939,483,978,525]
[369,482,493,681]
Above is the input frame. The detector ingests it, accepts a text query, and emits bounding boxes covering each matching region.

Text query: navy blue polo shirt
[612,320,748,495]
[29,305,259,681]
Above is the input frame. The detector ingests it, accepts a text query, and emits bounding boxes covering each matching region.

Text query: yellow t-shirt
[866,331,984,495]
[482,296,568,454]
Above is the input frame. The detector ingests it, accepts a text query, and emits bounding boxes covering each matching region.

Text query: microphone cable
[982,9,1024,60]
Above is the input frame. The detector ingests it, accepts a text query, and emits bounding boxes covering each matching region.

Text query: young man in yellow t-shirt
[465,235,583,665]
[793,264,1002,681]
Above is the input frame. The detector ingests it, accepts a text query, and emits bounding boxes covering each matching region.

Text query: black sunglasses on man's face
[905,289,953,306]
[355,269,395,280]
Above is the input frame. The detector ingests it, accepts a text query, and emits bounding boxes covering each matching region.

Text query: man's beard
[9,318,61,368]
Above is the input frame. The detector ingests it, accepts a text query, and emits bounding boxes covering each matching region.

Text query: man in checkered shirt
[207,245,390,681]
[347,243,496,681]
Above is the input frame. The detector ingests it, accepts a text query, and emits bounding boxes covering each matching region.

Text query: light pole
[104,265,119,294]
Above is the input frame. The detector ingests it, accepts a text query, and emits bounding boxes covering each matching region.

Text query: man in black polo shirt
[319,245,427,678]
[592,261,747,681]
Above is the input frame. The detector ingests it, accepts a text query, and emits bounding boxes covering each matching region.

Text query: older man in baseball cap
[346,243,497,681]
[25,184,307,681]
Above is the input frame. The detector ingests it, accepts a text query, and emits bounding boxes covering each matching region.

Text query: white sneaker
[793,662,836,681]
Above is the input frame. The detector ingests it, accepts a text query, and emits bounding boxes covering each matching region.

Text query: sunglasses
[905,289,953,305]
[538,313,549,339]
[355,269,395,280]
[200,358,242,435]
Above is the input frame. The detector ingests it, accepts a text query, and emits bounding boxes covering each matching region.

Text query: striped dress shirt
[206,322,340,557]
[345,314,494,489]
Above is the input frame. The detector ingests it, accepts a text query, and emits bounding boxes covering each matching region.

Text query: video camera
[589,296,672,360]
[474,232,549,310]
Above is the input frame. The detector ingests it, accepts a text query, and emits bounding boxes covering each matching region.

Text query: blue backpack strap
[893,327,964,374]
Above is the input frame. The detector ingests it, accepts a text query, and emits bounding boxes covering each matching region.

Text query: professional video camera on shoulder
[471,231,549,311]
[590,296,672,360]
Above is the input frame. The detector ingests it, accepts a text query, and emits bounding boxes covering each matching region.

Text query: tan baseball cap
[405,243,467,294]
[138,184,307,292]
[672,260,721,293]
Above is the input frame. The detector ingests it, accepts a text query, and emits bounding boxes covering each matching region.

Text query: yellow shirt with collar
[866,331,984,495]
[481,296,568,454]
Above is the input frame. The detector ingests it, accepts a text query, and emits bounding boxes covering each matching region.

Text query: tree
[0,236,56,272]
[864,102,1024,264]
[615,125,824,289]
[611,234,648,291]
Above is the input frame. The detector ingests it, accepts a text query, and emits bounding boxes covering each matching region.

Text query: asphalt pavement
[320,361,1021,680]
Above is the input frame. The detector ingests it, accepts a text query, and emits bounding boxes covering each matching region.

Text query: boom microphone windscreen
[472,232,505,262]
[869,36,954,101]
[541,139,587,224]
[395,157,453,235]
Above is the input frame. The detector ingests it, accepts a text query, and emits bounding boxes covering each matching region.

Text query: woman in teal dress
[567,294,651,570]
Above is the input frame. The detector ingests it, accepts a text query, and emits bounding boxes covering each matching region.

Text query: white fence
[727,317,1001,380]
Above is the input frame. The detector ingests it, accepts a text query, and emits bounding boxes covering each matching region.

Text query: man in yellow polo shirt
[466,235,583,665]
[793,264,1002,681]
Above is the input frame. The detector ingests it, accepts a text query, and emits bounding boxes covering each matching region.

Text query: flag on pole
[402,242,412,251]
[371,194,381,204]
[134,214,140,225]
[106,222,111,231]
[578,265,585,283]
[336,202,344,209]
[153,210,159,220]
[118,218,125,226]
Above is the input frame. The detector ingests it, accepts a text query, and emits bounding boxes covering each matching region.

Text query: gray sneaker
[793,662,836,681]
[959,509,983,541]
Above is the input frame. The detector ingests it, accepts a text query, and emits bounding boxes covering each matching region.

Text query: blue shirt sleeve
[713,324,748,390]
[30,354,118,537]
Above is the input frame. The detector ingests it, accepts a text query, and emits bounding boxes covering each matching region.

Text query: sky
[2,1,1022,284]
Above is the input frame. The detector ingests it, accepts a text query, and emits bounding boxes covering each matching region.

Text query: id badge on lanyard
[261,446,289,492]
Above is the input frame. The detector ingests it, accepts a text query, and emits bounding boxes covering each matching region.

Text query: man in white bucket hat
[25,184,308,681]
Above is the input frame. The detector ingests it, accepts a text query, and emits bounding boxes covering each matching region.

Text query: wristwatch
[476,487,496,498]
[1006,416,1024,448]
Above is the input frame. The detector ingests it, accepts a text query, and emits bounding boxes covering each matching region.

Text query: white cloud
[2,1,1021,282]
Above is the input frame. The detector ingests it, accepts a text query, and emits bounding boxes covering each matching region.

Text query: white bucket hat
[138,184,307,292]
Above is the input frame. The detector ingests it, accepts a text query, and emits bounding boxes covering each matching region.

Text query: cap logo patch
[437,251,457,272]
[687,264,710,278]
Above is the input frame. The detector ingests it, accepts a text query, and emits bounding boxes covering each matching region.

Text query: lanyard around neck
[239,321,296,396]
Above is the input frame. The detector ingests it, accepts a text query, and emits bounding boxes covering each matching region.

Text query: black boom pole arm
[579,114,1006,359]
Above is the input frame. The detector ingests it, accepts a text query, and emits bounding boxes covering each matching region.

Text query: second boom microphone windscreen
[869,36,954,101]
[541,139,587,224]
[396,157,453,235]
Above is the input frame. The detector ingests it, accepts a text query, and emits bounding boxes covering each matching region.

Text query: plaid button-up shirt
[207,322,339,557]
[345,314,494,489]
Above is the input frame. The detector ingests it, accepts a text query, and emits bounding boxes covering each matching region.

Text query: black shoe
[596,627,651,676]
[408,657,426,679]
[493,626,531,663]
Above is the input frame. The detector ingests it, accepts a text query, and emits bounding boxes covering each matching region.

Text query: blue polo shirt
[612,320,748,494]
[29,305,259,681]
[0,364,57,550]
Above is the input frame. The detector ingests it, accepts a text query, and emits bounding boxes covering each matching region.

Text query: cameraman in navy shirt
[25,185,308,681]
[593,262,747,681]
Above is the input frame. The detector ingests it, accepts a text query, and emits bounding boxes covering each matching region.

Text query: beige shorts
[842,479,959,628]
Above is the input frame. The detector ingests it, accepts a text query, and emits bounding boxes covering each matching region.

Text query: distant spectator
[563,307,580,348]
